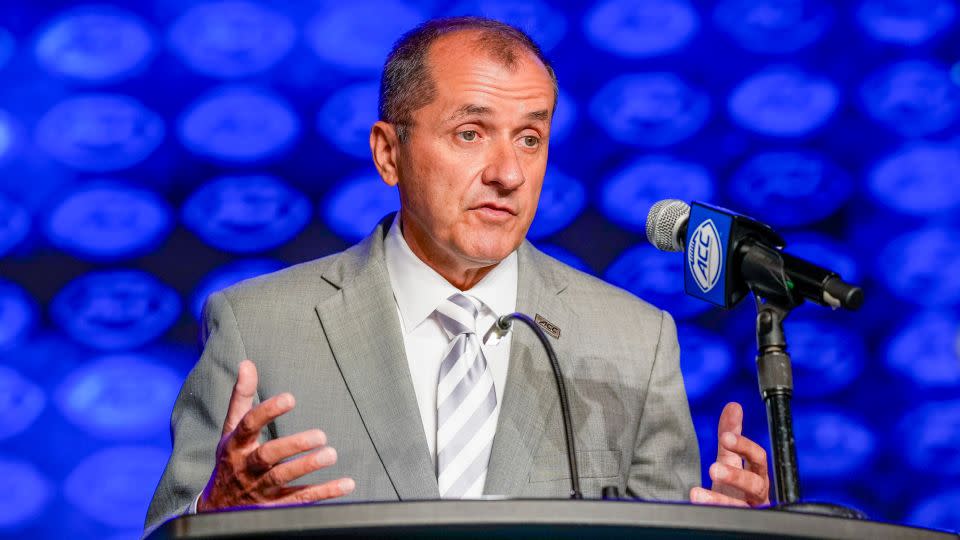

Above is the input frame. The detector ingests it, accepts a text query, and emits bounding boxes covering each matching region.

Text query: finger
[222,360,258,437]
[232,392,296,445]
[719,431,769,480]
[709,462,767,505]
[247,430,328,473]
[716,402,744,469]
[689,486,749,507]
[267,477,356,506]
[257,447,338,489]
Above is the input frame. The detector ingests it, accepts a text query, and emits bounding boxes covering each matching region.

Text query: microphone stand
[496,313,582,499]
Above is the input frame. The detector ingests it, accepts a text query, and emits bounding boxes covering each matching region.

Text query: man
[145,16,769,534]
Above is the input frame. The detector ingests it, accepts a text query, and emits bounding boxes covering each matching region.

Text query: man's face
[393,32,554,271]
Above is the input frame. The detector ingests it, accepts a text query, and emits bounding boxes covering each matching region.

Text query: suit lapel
[315,221,439,500]
[485,242,572,496]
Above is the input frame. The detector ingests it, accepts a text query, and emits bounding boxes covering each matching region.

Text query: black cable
[497,313,582,499]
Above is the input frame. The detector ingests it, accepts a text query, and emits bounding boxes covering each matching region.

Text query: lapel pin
[534,314,561,339]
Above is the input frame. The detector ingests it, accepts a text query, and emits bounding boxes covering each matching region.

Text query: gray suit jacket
[145,218,700,532]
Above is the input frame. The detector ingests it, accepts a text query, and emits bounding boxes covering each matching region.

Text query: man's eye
[459,130,478,141]
[521,135,540,148]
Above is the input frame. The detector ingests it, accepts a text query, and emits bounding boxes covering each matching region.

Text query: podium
[146,500,954,539]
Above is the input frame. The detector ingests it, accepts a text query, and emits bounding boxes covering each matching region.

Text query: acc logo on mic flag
[688,219,722,293]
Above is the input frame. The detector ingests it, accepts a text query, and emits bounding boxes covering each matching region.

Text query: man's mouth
[471,202,517,216]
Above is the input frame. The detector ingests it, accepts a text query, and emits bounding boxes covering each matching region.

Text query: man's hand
[689,402,770,507]
[197,360,355,512]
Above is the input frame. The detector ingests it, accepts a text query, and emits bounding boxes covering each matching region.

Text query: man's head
[370,17,557,289]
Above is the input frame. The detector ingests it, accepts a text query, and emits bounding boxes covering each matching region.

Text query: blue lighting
[794,410,876,479]
[600,155,714,232]
[907,489,960,532]
[728,66,839,137]
[785,232,860,283]
[0,366,46,440]
[0,458,51,528]
[0,109,19,165]
[55,353,181,439]
[584,0,699,58]
[182,175,310,253]
[178,85,300,163]
[0,280,35,349]
[860,60,960,137]
[868,142,960,215]
[448,0,567,51]
[591,73,710,147]
[0,27,13,71]
[322,174,399,240]
[727,151,853,227]
[677,324,733,402]
[51,270,181,350]
[0,194,30,258]
[550,89,577,144]
[605,244,711,320]
[35,94,164,172]
[316,81,379,159]
[305,1,426,72]
[533,244,590,274]
[886,311,960,388]
[878,227,960,307]
[44,182,172,260]
[191,259,285,319]
[856,0,956,46]
[783,316,865,398]
[527,169,585,239]
[34,5,155,83]
[714,0,833,54]
[168,0,296,79]
[63,446,169,528]
[899,400,960,475]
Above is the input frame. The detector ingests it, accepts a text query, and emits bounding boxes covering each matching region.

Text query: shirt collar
[384,214,518,334]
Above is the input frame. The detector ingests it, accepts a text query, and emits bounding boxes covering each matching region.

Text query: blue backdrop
[0,1,958,538]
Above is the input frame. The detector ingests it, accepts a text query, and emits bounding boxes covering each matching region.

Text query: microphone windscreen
[646,199,690,252]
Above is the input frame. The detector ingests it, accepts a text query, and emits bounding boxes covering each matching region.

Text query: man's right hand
[197,360,355,512]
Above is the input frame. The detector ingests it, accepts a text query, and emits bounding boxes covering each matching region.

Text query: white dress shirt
[384,215,517,498]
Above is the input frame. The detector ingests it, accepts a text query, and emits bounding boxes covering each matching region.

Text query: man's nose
[481,137,525,190]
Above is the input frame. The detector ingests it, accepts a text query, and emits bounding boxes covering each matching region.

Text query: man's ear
[370,120,400,187]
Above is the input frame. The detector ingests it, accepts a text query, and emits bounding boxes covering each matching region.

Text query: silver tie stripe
[434,293,498,498]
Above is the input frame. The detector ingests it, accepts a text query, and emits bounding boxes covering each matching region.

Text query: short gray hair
[378,16,558,142]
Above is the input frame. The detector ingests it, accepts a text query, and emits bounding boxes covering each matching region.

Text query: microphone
[646,199,863,311]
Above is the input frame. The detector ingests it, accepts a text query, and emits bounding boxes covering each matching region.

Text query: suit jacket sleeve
[626,309,700,500]
[143,290,262,534]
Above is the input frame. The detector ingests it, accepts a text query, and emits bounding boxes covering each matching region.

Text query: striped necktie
[434,292,498,498]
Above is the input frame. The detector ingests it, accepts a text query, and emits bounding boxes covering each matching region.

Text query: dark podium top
[146,499,955,540]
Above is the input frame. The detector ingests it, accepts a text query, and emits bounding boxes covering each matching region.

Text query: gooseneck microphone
[493,313,582,499]
[646,199,863,311]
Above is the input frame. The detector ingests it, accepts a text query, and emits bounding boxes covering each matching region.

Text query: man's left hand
[690,402,770,507]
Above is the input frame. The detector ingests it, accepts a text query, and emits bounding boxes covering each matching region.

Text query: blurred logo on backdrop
[178,85,300,163]
[786,233,860,283]
[35,94,164,172]
[0,110,20,166]
[191,259,285,319]
[168,0,296,79]
[600,155,714,232]
[677,325,734,401]
[448,0,567,51]
[907,489,960,532]
[44,182,172,260]
[532,244,590,274]
[0,194,30,258]
[317,81,379,159]
[886,311,960,388]
[34,5,155,83]
[0,366,45,440]
[584,0,699,57]
[55,354,180,439]
[51,271,180,350]
[794,410,876,479]
[322,174,400,240]
[591,73,710,147]
[899,400,960,475]
[0,281,35,349]
[728,66,839,137]
[879,227,960,307]
[63,446,168,528]
[856,0,956,46]
[0,27,13,71]
[605,244,712,320]
[182,175,310,253]
[527,169,585,239]
[726,151,853,227]
[780,316,865,398]
[860,60,960,137]
[868,142,960,215]
[714,0,832,54]
[306,0,426,72]
[0,458,51,528]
